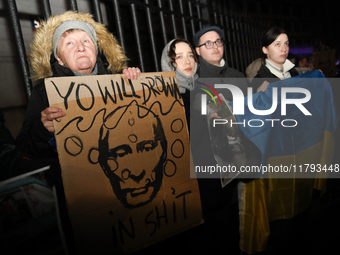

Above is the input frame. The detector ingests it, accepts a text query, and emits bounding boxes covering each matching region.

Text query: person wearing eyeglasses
[191,26,252,233]
[193,26,246,79]
[193,26,248,100]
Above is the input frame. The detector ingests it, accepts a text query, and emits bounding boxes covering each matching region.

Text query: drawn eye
[116,149,128,157]
[110,145,132,159]
[137,140,156,153]
[144,143,153,152]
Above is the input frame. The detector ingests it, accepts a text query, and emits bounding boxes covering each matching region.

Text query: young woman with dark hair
[161,38,199,126]
[161,38,198,94]
[251,27,299,93]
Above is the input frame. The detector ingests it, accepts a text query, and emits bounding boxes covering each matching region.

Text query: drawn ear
[88,147,100,164]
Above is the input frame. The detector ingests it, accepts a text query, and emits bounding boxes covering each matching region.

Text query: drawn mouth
[129,186,149,197]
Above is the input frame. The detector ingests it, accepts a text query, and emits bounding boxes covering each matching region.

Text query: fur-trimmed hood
[29,11,127,80]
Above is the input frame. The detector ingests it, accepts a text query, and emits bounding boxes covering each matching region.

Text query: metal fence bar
[243,16,252,63]
[235,13,245,73]
[223,4,234,69]
[145,0,159,71]
[178,0,188,40]
[145,0,160,71]
[6,0,32,100]
[188,1,195,37]
[92,0,103,23]
[216,0,224,27]
[210,0,218,25]
[195,0,203,31]
[168,0,177,39]
[250,19,257,62]
[244,16,253,66]
[112,0,125,52]
[130,4,144,72]
[229,10,239,70]
[42,0,52,19]
[157,0,167,45]
[70,0,78,11]
[216,0,228,66]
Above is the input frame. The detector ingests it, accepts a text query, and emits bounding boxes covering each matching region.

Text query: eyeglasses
[197,39,224,49]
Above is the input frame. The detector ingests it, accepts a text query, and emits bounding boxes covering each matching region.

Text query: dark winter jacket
[251,64,299,93]
[0,111,26,179]
[0,111,59,181]
[197,56,249,100]
[198,56,245,79]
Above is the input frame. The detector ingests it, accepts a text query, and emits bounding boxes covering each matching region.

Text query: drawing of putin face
[89,103,167,209]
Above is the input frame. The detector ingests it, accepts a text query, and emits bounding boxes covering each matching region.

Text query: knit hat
[193,26,224,47]
[52,20,97,58]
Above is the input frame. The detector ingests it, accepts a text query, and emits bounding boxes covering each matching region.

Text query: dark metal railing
[5,0,265,101]
[6,0,32,101]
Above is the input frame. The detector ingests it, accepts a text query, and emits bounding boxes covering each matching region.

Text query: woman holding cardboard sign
[17,11,140,159]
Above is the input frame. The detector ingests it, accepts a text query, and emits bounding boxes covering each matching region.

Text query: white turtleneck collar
[218,58,225,67]
[265,58,295,80]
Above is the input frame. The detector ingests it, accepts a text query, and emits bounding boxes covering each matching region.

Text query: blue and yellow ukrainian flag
[235,70,338,254]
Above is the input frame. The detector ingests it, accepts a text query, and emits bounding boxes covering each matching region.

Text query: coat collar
[265,59,295,80]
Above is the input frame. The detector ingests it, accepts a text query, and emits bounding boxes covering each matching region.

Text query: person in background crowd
[295,55,311,75]
[0,110,59,182]
[245,58,264,83]
[16,11,140,160]
[297,55,309,67]
[288,52,297,64]
[251,27,299,93]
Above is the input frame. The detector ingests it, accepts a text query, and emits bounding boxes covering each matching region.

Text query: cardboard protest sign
[45,72,203,254]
